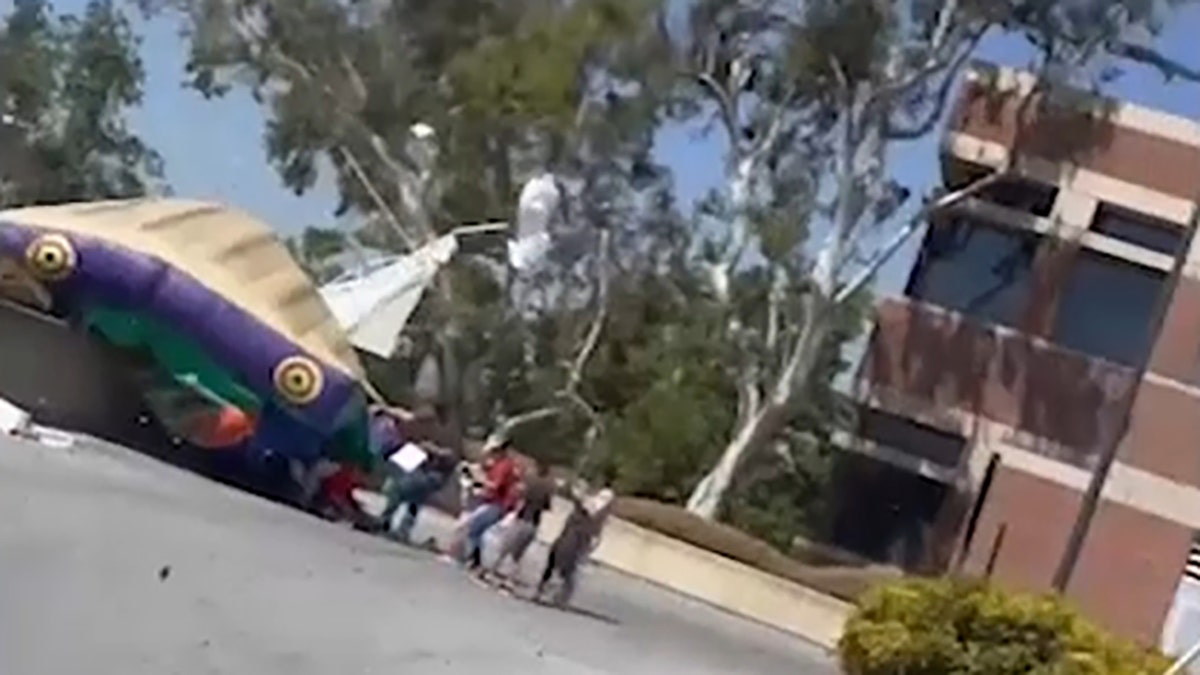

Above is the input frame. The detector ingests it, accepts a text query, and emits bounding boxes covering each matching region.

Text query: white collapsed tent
[317,172,565,359]
[318,234,458,359]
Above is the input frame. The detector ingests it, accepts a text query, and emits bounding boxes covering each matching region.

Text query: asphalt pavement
[0,434,838,674]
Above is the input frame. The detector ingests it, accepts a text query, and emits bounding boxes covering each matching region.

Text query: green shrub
[839,578,1170,675]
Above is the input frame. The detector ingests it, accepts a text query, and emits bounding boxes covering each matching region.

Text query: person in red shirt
[314,464,375,530]
[459,439,520,571]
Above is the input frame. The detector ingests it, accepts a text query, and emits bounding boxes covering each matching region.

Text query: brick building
[846,61,1200,643]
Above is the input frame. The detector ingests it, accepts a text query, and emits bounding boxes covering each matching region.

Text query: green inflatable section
[85,306,261,413]
[84,306,375,469]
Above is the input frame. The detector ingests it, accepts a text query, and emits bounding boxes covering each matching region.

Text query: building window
[907,219,1040,331]
[1090,202,1184,256]
[947,161,1059,217]
[1050,249,1166,366]
[858,407,966,468]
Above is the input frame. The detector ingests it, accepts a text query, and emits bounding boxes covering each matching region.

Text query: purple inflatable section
[0,222,363,433]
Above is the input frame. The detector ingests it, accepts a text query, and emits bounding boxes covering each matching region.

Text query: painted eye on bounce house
[272,355,325,406]
[24,233,77,281]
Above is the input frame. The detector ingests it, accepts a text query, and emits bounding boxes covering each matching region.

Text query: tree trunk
[687,296,829,519]
[686,403,771,519]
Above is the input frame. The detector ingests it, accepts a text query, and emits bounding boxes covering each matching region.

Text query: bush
[839,578,1170,675]
[614,497,898,601]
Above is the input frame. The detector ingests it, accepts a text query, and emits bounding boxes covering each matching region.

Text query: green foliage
[447,0,646,129]
[0,0,163,206]
[839,578,1171,675]
[283,225,356,283]
[604,379,733,502]
[722,445,833,551]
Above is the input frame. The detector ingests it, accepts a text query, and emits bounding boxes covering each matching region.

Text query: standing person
[535,484,591,607]
[583,481,615,556]
[458,439,520,572]
[484,460,554,586]
[536,480,614,606]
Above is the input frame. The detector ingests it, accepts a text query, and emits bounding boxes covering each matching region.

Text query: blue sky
[13,1,1200,297]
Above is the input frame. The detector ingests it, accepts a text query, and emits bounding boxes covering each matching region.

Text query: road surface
[0,435,838,674]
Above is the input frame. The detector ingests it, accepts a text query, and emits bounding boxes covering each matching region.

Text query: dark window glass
[1091,202,1183,256]
[858,407,966,468]
[1051,249,1166,366]
[907,219,1039,330]
[947,161,1058,217]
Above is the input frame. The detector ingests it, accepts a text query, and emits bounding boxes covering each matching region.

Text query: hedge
[839,578,1170,674]
[612,497,898,601]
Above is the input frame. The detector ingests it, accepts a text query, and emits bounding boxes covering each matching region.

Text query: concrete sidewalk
[359,488,852,650]
[0,435,838,674]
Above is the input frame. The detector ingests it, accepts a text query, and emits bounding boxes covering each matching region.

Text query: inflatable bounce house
[0,198,387,498]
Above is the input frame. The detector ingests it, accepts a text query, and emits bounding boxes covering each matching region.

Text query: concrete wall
[535,499,852,650]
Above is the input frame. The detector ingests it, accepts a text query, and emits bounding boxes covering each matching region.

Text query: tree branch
[765,268,783,355]
[873,0,975,102]
[224,11,432,244]
[771,292,821,406]
[929,0,960,53]
[488,229,610,446]
[339,146,421,251]
[696,71,740,151]
[748,88,796,164]
[833,168,1005,303]
[735,368,762,431]
[1109,41,1200,83]
[486,406,563,447]
[885,31,984,140]
[829,55,850,101]
[567,230,610,390]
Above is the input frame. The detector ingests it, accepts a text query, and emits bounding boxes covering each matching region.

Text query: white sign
[389,442,428,473]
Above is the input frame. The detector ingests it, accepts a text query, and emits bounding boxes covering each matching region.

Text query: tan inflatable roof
[0,198,371,387]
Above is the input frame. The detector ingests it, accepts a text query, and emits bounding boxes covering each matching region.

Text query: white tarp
[319,234,458,359]
[318,173,561,358]
[508,172,561,272]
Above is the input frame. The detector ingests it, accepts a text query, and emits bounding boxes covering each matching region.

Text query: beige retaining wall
[360,490,852,649]
[538,498,852,650]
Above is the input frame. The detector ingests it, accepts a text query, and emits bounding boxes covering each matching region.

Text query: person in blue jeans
[459,440,520,571]
[380,448,457,543]
[369,404,457,543]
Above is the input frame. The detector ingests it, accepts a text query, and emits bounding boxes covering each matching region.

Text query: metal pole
[338,145,421,252]
[1051,199,1200,592]
[449,221,508,237]
[1167,638,1200,675]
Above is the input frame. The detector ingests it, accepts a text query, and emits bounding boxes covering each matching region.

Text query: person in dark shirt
[535,482,596,606]
[485,461,554,586]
